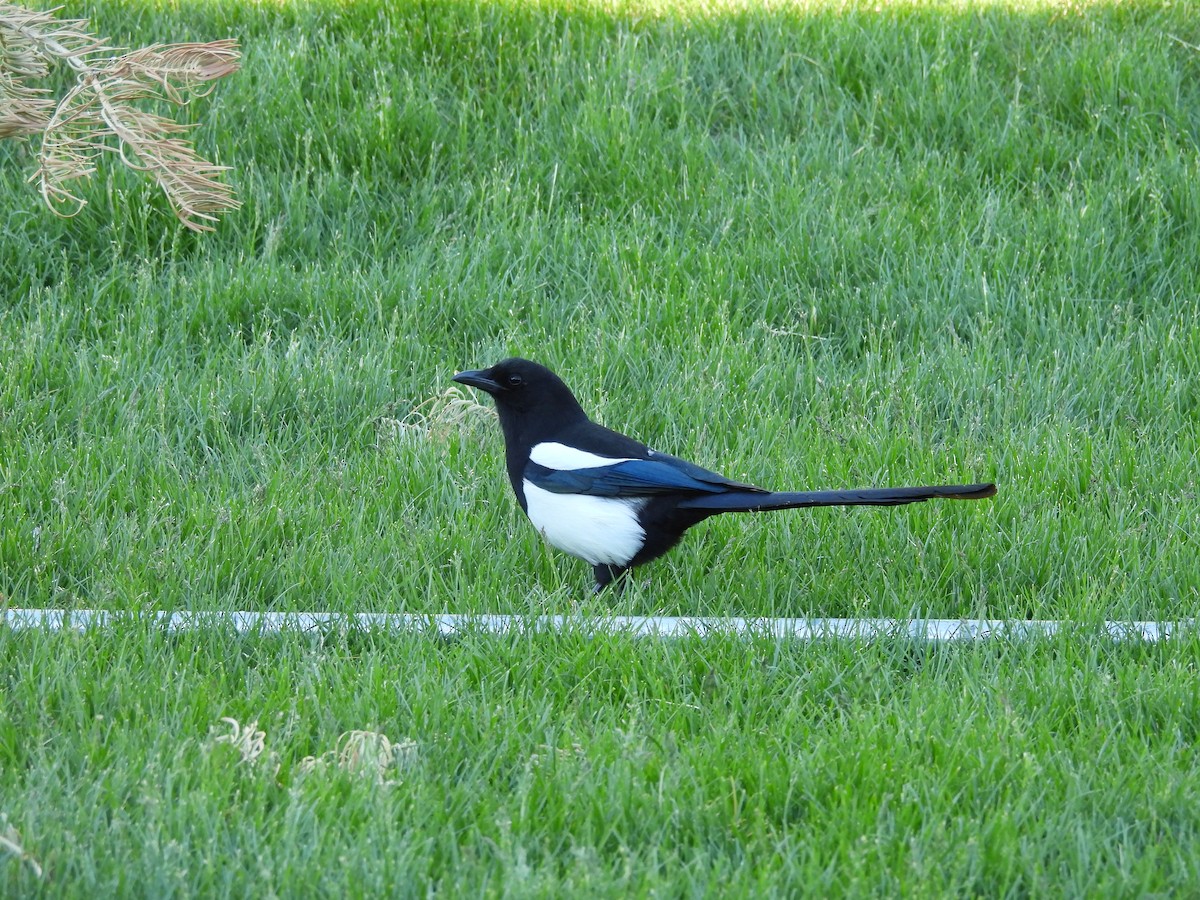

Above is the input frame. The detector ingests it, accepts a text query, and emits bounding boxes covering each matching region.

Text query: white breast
[522,482,646,566]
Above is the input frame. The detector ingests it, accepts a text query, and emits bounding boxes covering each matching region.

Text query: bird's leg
[592,563,630,594]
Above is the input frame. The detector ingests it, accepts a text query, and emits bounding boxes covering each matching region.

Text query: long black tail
[678,483,996,513]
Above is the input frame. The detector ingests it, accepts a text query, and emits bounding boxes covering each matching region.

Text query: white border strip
[0,609,1190,642]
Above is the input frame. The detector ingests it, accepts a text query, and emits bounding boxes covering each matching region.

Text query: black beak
[452,369,501,394]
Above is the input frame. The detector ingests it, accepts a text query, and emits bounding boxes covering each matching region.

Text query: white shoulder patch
[529,441,635,471]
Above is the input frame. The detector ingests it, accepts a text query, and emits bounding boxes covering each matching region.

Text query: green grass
[4,627,1200,896]
[2,0,1200,893]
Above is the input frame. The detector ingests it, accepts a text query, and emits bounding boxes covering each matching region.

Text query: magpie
[453,358,996,592]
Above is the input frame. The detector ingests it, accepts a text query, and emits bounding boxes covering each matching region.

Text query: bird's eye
[506,374,524,387]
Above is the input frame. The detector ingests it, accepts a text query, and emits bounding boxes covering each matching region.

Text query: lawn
[2,0,1199,894]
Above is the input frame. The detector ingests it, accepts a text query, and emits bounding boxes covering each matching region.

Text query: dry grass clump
[210,718,418,787]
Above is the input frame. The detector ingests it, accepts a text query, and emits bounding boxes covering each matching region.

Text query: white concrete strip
[0,609,1190,642]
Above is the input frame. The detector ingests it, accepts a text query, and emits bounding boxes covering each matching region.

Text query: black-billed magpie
[453,358,996,592]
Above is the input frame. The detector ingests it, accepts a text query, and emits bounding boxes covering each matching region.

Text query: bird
[452,358,996,592]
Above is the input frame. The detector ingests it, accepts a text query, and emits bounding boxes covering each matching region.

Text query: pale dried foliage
[212,716,268,764]
[0,4,239,231]
[208,718,418,788]
[297,730,419,786]
[378,386,495,446]
[0,814,42,879]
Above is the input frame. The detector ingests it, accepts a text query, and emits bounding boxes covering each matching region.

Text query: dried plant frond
[1,16,48,79]
[0,4,61,138]
[35,77,104,213]
[0,71,51,136]
[0,4,113,67]
[118,40,240,103]
[1,4,239,232]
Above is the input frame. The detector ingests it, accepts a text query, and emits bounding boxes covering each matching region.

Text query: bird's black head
[452,358,588,437]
